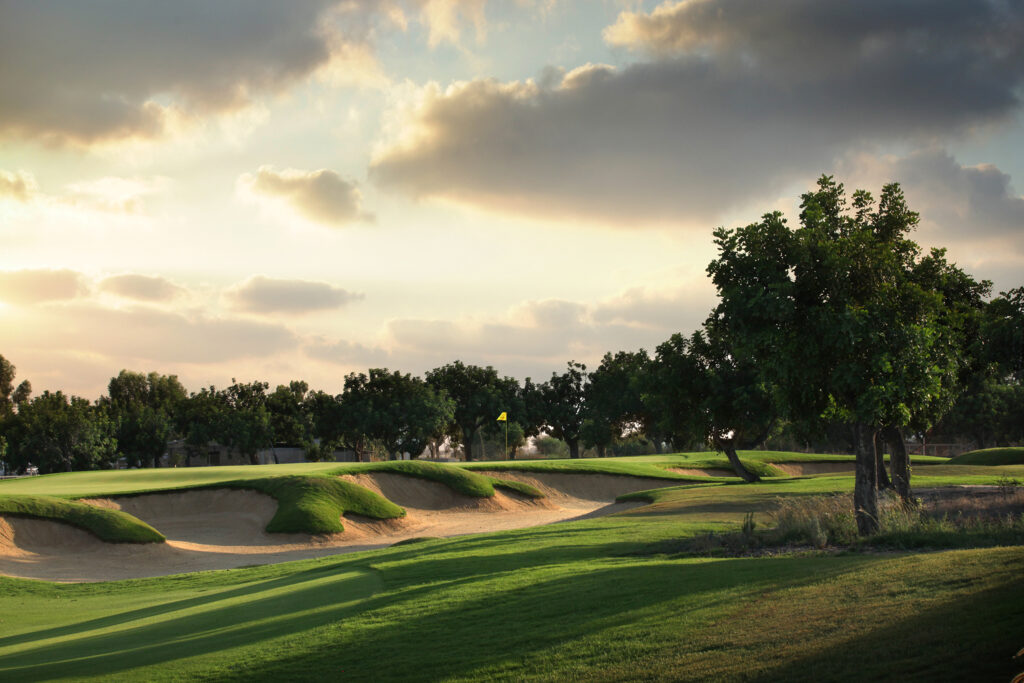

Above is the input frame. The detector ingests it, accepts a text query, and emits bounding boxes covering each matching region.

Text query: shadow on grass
[0,566,381,680]
[216,554,884,682]
[750,575,1024,681]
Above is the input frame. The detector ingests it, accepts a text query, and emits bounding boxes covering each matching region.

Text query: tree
[537,362,589,459]
[5,391,117,473]
[221,380,273,465]
[582,350,651,457]
[267,381,314,461]
[708,176,979,533]
[176,387,227,466]
[105,370,186,468]
[983,287,1024,381]
[426,362,519,461]
[644,329,769,482]
[338,369,454,460]
[0,354,15,417]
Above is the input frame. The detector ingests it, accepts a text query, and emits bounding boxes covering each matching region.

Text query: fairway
[1,454,1022,680]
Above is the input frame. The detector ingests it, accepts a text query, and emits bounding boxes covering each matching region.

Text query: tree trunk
[462,427,475,462]
[719,438,760,483]
[884,426,912,505]
[872,433,892,490]
[478,428,487,460]
[853,422,880,535]
[272,445,279,465]
[568,439,580,459]
[596,444,606,459]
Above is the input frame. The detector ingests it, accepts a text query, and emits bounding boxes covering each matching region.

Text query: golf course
[1,450,1022,681]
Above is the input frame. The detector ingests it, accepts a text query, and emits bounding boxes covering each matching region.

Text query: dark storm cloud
[0,1,350,144]
[371,0,1024,225]
[844,149,1024,253]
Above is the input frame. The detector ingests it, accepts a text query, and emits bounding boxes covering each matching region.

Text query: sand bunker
[668,467,735,477]
[0,472,668,582]
[471,471,680,503]
[770,462,856,476]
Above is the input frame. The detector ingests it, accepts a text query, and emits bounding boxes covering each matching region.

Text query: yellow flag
[496,411,507,422]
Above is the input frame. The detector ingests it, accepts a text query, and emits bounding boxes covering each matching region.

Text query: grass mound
[343,460,513,498]
[485,476,544,498]
[659,457,782,477]
[949,447,1024,466]
[210,476,405,535]
[0,495,165,543]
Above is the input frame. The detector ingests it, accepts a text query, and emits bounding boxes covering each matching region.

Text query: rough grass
[205,476,405,535]
[0,495,165,543]
[949,447,1024,466]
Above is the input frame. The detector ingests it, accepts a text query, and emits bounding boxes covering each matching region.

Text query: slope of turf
[206,476,405,534]
[0,463,347,497]
[460,458,730,481]
[0,495,165,543]
[345,460,493,497]
[949,447,1024,466]
[0,469,1021,681]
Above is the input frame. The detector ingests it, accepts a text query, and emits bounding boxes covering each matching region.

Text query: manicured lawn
[949,447,1024,466]
[1,465,1022,681]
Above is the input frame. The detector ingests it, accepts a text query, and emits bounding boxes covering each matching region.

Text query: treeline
[1,179,1022,512]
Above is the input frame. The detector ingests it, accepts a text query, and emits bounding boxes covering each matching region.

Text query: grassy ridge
[0,495,165,543]
[949,447,1024,466]
[343,460,497,497]
[343,460,544,499]
[206,476,405,535]
[461,458,724,481]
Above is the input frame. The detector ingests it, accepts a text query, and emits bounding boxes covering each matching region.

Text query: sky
[1,0,1023,398]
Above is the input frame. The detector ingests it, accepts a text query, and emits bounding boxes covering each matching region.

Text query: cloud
[0,269,88,305]
[226,276,363,315]
[403,0,489,48]
[839,149,1024,254]
[0,170,38,202]
[240,166,372,226]
[100,274,185,303]
[63,177,167,214]
[385,286,712,371]
[371,0,1024,226]
[2,304,297,365]
[303,337,393,367]
[0,1,374,145]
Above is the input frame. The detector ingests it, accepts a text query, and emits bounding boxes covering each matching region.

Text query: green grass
[0,495,164,543]
[345,460,505,497]
[204,476,405,534]
[949,447,1024,466]
[0,463,348,497]
[461,458,728,482]
[2,462,1023,680]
